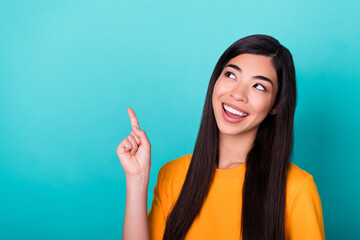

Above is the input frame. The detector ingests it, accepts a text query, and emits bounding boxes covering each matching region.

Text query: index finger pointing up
[127,107,140,129]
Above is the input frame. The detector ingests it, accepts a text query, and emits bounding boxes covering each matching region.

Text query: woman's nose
[230,83,248,103]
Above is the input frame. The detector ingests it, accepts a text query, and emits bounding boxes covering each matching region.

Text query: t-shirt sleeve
[286,175,325,240]
[148,166,168,240]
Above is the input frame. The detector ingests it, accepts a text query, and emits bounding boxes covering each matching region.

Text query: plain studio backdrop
[0,0,359,239]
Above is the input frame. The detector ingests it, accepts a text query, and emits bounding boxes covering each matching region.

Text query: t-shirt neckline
[214,162,246,178]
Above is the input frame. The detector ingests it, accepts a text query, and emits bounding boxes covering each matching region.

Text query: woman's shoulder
[286,163,319,203]
[155,154,193,199]
[288,162,314,182]
[285,163,324,239]
[157,154,192,183]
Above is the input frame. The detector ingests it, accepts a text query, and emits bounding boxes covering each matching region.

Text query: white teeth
[223,104,248,117]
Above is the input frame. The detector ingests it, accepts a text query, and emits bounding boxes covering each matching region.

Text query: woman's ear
[269,101,279,115]
[270,107,277,115]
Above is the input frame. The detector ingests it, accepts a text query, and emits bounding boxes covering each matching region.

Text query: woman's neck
[217,131,256,169]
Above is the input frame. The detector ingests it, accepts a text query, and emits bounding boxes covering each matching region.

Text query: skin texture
[212,54,279,168]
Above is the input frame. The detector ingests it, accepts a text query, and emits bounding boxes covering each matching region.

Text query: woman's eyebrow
[225,64,241,72]
[253,75,273,86]
[224,64,273,86]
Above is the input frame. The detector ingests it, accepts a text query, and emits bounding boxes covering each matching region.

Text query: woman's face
[212,53,279,138]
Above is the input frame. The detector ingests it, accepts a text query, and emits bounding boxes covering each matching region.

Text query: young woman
[117,34,325,240]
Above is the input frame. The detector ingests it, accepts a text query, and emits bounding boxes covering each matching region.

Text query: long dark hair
[163,34,297,240]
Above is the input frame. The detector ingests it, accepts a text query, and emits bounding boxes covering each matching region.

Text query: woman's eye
[254,83,266,91]
[225,72,236,79]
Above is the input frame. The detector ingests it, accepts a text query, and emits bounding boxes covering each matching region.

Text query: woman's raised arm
[116,108,151,240]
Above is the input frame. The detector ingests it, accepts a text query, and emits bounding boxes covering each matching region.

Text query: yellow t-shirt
[148,154,325,240]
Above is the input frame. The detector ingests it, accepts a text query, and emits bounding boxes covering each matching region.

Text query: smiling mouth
[222,103,248,117]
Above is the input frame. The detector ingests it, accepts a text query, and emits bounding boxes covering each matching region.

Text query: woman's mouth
[221,103,248,122]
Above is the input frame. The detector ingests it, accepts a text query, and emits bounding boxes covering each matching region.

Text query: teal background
[1,0,359,239]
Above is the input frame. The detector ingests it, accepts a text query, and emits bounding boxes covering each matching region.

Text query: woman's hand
[117,108,151,178]
[118,108,151,240]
